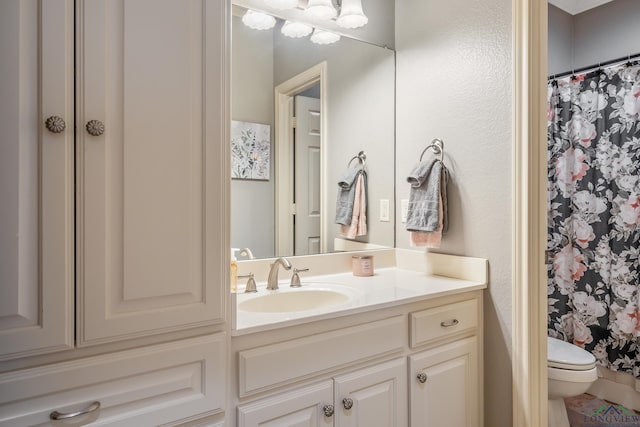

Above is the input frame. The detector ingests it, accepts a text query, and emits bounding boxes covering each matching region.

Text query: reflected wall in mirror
[231,7,395,259]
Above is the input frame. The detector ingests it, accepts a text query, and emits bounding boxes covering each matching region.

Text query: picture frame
[231,120,271,181]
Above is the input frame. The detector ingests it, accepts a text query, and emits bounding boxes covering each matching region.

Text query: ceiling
[548,0,614,15]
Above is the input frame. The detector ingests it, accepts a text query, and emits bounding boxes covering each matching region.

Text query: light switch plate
[401,199,409,223]
[380,199,390,222]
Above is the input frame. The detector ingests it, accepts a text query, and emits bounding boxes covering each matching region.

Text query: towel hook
[347,151,367,169]
[419,139,444,163]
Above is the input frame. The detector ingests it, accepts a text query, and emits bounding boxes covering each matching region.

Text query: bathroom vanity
[230,250,487,427]
[0,1,492,425]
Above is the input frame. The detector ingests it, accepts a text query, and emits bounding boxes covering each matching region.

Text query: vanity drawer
[409,299,478,348]
[239,316,405,397]
[0,334,225,426]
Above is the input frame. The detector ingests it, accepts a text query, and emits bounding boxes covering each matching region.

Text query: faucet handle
[239,273,258,293]
[290,268,309,288]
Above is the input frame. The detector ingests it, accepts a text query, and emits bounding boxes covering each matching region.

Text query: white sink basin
[237,284,357,313]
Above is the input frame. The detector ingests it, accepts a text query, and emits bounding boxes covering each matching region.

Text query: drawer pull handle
[50,401,100,420]
[323,404,335,417]
[343,397,354,410]
[417,371,428,383]
[440,319,459,328]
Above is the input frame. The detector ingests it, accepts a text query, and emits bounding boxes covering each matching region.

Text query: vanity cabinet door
[76,0,227,346]
[237,381,334,427]
[0,0,74,361]
[409,337,480,427]
[333,358,408,427]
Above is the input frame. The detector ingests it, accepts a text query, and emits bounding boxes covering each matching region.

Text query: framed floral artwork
[231,120,271,180]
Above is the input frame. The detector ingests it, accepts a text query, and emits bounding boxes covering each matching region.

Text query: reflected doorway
[274,62,327,257]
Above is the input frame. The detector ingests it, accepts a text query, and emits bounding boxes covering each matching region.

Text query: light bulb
[265,0,298,10]
[336,0,368,29]
[281,21,313,38]
[304,0,337,20]
[241,10,276,30]
[310,28,340,45]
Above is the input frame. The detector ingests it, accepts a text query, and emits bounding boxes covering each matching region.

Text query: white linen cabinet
[1,0,229,424]
[76,0,227,346]
[1,0,228,354]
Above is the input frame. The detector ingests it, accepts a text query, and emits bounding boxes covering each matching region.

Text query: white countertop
[232,267,486,336]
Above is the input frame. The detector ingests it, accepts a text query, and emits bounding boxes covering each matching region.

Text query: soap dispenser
[230,248,239,292]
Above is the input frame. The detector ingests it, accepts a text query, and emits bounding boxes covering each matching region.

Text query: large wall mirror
[231,4,395,259]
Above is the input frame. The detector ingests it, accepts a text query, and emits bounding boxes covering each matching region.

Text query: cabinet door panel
[77,0,228,345]
[238,381,334,427]
[334,358,407,427]
[0,0,74,360]
[409,337,479,427]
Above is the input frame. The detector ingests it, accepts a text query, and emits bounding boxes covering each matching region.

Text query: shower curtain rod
[548,51,640,80]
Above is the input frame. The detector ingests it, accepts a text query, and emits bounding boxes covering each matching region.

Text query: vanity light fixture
[242,9,276,30]
[336,0,368,29]
[265,0,298,9]
[310,28,341,45]
[281,20,314,38]
[304,0,338,20]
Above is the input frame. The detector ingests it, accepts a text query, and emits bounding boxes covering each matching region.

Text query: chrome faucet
[267,257,292,290]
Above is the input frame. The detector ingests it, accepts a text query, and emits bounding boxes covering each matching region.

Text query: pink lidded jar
[352,255,374,277]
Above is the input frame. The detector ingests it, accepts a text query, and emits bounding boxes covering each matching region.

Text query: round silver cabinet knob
[417,372,428,383]
[86,120,105,136]
[342,397,354,410]
[45,116,66,133]
[323,404,334,417]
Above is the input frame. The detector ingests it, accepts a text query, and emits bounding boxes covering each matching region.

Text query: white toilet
[547,336,598,427]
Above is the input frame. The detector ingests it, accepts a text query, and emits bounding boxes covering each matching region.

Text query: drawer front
[410,299,478,348]
[0,334,225,426]
[239,316,405,397]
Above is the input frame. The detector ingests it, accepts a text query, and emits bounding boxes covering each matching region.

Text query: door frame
[274,62,328,256]
[512,0,548,426]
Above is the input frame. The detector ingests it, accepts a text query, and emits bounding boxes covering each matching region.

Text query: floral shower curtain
[548,62,640,377]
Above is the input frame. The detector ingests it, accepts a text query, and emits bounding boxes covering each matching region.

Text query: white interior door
[294,95,321,256]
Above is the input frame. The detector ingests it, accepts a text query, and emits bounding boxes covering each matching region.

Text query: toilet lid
[547,337,596,371]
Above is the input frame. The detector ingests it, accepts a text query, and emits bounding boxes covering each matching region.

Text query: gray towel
[338,167,360,190]
[335,169,365,226]
[406,160,449,232]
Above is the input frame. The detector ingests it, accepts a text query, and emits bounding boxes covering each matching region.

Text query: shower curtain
[548,62,640,377]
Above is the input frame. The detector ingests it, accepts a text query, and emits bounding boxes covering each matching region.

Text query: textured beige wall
[394,0,513,425]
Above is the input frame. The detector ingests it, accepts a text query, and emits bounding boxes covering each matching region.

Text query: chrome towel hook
[347,151,367,169]
[420,139,444,162]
